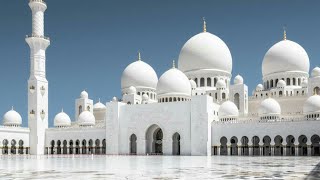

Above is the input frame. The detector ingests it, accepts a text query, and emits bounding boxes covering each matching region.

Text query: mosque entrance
[172,133,181,155]
[146,124,163,155]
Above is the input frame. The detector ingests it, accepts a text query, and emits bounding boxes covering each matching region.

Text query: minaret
[25,0,50,155]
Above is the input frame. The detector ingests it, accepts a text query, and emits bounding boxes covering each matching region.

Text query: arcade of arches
[1,139,28,155]
[213,134,320,156]
[48,139,106,155]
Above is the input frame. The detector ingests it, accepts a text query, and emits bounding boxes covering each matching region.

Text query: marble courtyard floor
[0,155,319,179]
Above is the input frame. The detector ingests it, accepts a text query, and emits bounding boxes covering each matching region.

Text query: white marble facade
[1,0,320,156]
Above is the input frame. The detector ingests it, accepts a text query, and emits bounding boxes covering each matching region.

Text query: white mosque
[1,0,320,156]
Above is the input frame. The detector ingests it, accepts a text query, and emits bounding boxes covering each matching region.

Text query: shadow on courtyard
[306,162,320,180]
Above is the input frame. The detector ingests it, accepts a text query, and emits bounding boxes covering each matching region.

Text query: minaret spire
[203,17,207,32]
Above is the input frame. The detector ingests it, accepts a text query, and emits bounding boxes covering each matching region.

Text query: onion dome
[262,39,309,77]
[178,20,232,73]
[311,67,320,77]
[126,86,137,95]
[189,79,197,89]
[216,80,226,89]
[303,95,320,114]
[3,108,22,126]
[255,84,263,92]
[112,97,118,102]
[54,110,71,127]
[93,100,106,110]
[277,80,286,88]
[258,98,281,117]
[121,52,158,90]
[78,111,95,126]
[156,63,191,98]
[80,90,88,99]
[301,79,308,88]
[142,94,149,101]
[218,101,239,119]
[234,75,243,85]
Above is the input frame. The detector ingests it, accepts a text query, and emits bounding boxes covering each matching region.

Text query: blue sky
[0,0,319,127]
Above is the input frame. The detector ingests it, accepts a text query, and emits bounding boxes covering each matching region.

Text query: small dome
[234,75,243,85]
[311,67,320,77]
[189,79,197,89]
[178,32,232,73]
[256,84,263,92]
[218,101,239,118]
[93,101,106,110]
[216,80,226,89]
[156,68,191,97]
[303,95,320,114]
[112,97,117,102]
[121,59,158,90]
[3,109,22,126]
[262,40,310,77]
[258,98,281,117]
[277,80,286,88]
[54,111,71,127]
[301,79,308,88]
[80,90,88,99]
[78,111,95,126]
[127,86,137,94]
[142,94,149,101]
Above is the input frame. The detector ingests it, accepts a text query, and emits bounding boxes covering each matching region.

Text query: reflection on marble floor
[0,155,319,179]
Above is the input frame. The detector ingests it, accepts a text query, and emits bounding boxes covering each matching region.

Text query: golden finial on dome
[283,26,287,40]
[138,51,141,61]
[203,17,207,32]
[172,60,175,69]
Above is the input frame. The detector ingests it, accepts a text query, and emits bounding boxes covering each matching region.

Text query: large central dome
[178,32,232,73]
[262,39,310,77]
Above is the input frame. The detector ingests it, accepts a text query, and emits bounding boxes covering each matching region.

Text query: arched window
[234,93,240,110]
[267,81,269,89]
[169,97,172,102]
[275,79,279,86]
[200,78,205,87]
[207,78,211,87]
[293,78,296,85]
[279,91,282,96]
[287,78,290,85]
[79,105,82,115]
[194,78,198,87]
[314,87,320,95]
[87,106,90,111]
[222,93,226,99]
[214,78,218,87]
[298,78,301,85]
[215,93,218,99]
[270,79,274,88]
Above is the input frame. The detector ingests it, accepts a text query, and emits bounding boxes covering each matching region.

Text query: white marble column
[227,144,231,156]
[295,145,299,156]
[217,146,220,156]
[307,145,311,156]
[248,144,252,156]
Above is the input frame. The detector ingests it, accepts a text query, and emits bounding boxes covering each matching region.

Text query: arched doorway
[298,135,308,156]
[230,136,238,156]
[75,140,80,154]
[69,140,74,154]
[286,135,295,156]
[82,140,87,154]
[252,136,260,156]
[63,140,67,154]
[57,140,62,154]
[102,139,106,154]
[95,139,100,154]
[311,135,320,156]
[3,139,8,154]
[220,137,227,155]
[146,124,163,155]
[88,139,93,154]
[241,136,249,156]
[274,135,283,156]
[172,132,181,155]
[18,140,24,154]
[130,134,137,155]
[262,136,271,156]
[50,140,55,154]
[11,140,16,154]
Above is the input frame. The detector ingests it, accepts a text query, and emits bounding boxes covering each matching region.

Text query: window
[287,78,290,85]
[207,78,211,87]
[87,106,90,111]
[222,93,226,99]
[79,105,83,115]
[200,78,205,87]
[234,93,240,110]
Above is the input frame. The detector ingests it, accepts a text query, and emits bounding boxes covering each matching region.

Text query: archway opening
[130,134,137,155]
[57,140,62,154]
[63,140,67,154]
[311,135,320,156]
[82,140,87,154]
[286,135,295,156]
[263,136,271,156]
[274,135,283,156]
[252,136,260,156]
[220,137,227,155]
[298,135,308,156]
[230,136,238,156]
[11,140,16,154]
[95,139,100,154]
[3,139,8,154]
[102,139,106,154]
[172,132,181,155]
[18,140,24,154]
[50,140,55,154]
[75,140,80,154]
[146,124,163,155]
[241,136,249,156]
[69,140,73,154]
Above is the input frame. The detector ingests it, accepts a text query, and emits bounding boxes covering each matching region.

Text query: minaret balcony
[26,34,50,41]
[29,0,46,5]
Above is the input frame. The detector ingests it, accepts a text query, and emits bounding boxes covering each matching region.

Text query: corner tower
[25,0,50,155]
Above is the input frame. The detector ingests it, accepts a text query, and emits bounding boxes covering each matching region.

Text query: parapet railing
[29,0,46,5]
[26,34,50,41]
